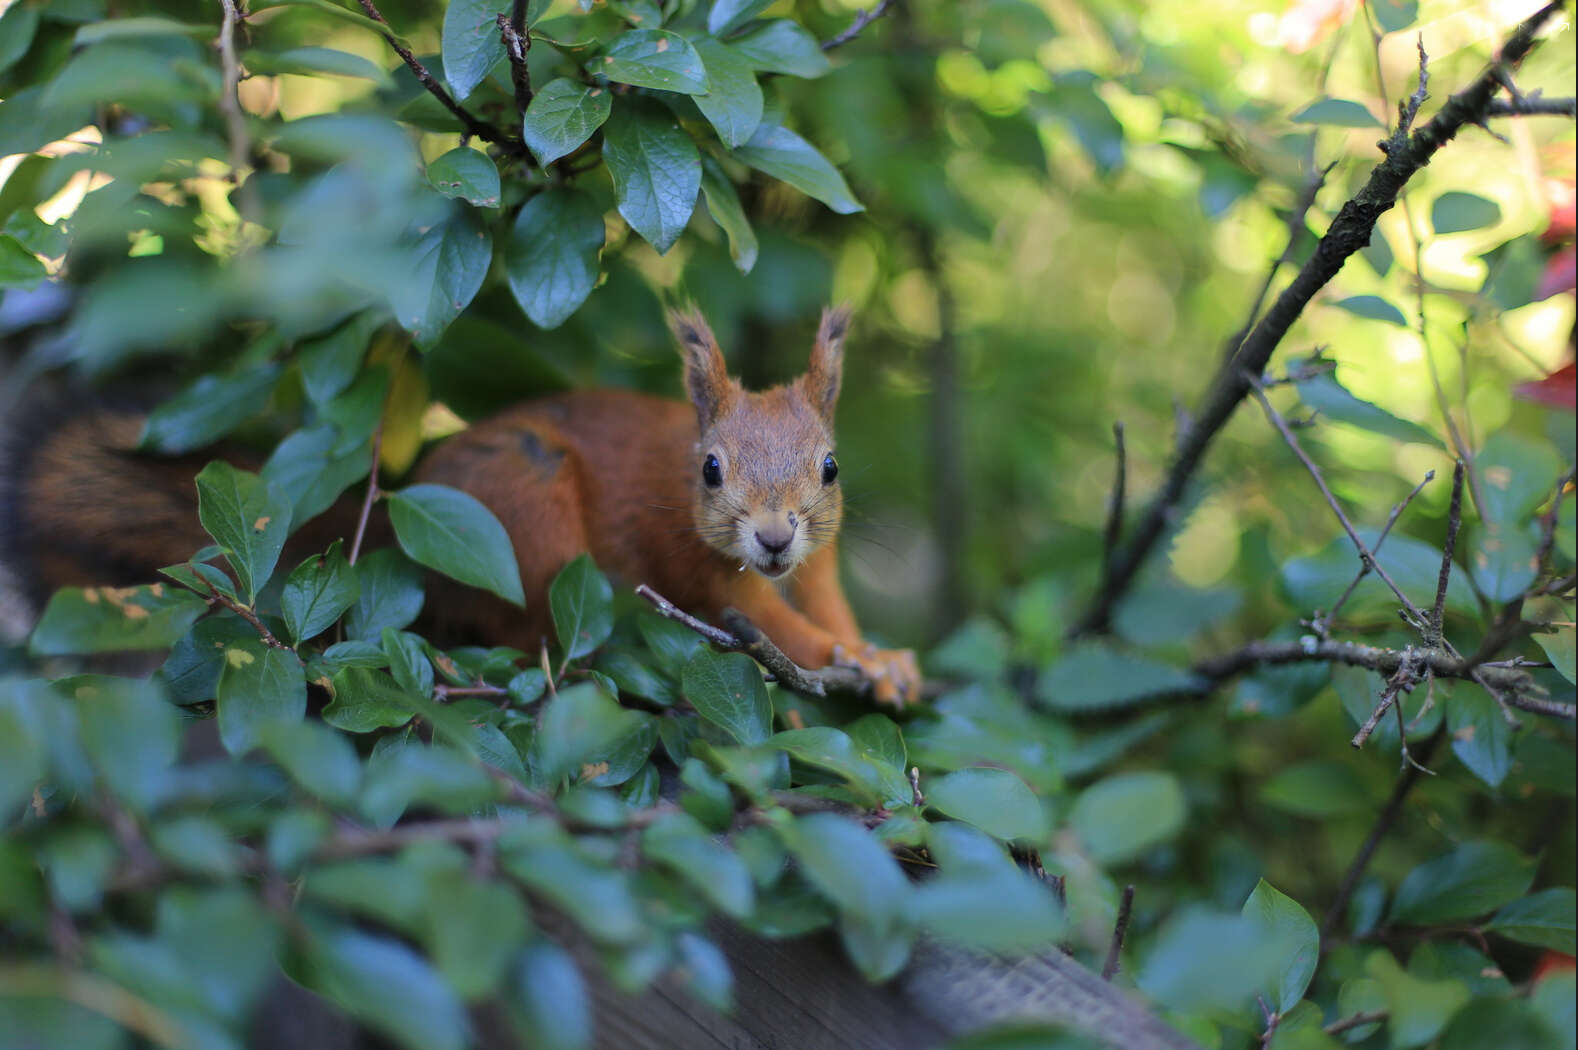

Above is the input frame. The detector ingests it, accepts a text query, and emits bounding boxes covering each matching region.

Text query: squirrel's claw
[831,642,921,707]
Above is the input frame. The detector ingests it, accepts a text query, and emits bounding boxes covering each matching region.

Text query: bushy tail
[0,407,216,619]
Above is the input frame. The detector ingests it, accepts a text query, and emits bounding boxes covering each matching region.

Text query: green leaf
[140,364,282,454]
[1242,880,1319,1013]
[29,584,206,656]
[926,768,1046,842]
[503,829,645,943]
[511,941,592,1050]
[151,814,241,876]
[642,811,756,918]
[155,887,279,1021]
[216,637,307,754]
[0,236,46,288]
[1439,998,1566,1050]
[681,649,772,746]
[0,686,46,819]
[1390,841,1536,925]
[1533,627,1575,685]
[788,812,911,928]
[1475,432,1563,528]
[441,0,506,100]
[1432,191,1501,235]
[258,719,362,807]
[424,877,528,999]
[1290,98,1382,127]
[595,30,709,94]
[262,426,373,527]
[1364,950,1470,1049]
[195,461,294,602]
[1035,641,1205,712]
[707,0,773,35]
[388,483,525,606]
[1329,295,1409,327]
[1293,360,1443,447]
[299,310,381,407]
[909,823,1064,952]
[728,19,830,78]
[1485,889,1576,954]
[0,3,40,75]
[733,122,862,214]
[360,741,498,819]
[345,548,425,640]
[75,678,178,813]
[548,554,613,660]
[699,154,758,272]
[691,38,762,148]
[1448,686,1513,788]
[280,542,359,645]
[602,99,702,254]
[243,45,387,81]
[394,204,492,347]
[1371,0,1418,32]
[1260,761,1374,817]
[324,666,415,733]
[304,925,470,1050]
[73,15,213,42]
[521,77,613,166]
[1138,909,1291,1014]
[535,681,648,783]
[506,188,605,329]
[427,147,500,207]
[382,629,435,702]
[1069,771,1186,865]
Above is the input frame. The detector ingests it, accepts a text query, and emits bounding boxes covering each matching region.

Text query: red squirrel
[417,306,919,704]
[5,307,920,703]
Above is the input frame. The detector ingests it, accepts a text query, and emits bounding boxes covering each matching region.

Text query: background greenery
[0,0,1573,1048]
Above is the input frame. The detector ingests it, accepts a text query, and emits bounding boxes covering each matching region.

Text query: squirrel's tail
[0,404,215,630]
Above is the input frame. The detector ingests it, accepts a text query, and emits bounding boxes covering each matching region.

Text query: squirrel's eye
[821,453,838,485]
[702,454,723,488]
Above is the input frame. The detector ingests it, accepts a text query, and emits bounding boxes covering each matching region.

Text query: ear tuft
[669,307,731,428]
[804,305,851,423]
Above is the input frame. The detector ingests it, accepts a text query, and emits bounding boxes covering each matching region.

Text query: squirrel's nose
[755,517,796,555]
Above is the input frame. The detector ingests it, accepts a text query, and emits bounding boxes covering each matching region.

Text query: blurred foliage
[1,0,1576,1048]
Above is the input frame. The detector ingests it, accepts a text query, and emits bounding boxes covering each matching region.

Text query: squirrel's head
[670,306,849,580]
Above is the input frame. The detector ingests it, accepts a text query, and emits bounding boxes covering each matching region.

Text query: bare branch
[1320,470,1435,635]
[1428,461,1465,644]
[348,420,384,567]
[214,0,256,218]
[635,585,874,698]
[822,0,896,51]
[1068,1,1565,637]
[1325,1009,1389,1036]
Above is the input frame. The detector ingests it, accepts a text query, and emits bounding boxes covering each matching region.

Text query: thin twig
[1428,461,1465,644]
[1247,379,1430,631]
[1319,470,1435,634]
[214,0,257,218]
[348,421,384,567]
[1533,468,1576,572]
[1101,422,1127,582]
[354,0,528,157]
[1101,885,1135,981]
[1324,1009,1389,1036]
[1067,2,1564,638]
[635,584,874,698]
[1321,730,1442,939]
[821,0,896,51]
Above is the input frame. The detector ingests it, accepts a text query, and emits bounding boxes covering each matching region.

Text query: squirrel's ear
[670,308,731,427]
[804,305,849,424]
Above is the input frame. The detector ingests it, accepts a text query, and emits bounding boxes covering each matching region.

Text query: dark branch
[1322,730,1442,939]
[1068,2,1565,637]
[1101,422,1127,582]
[1101,885,1135,981]
[1428,461,1465,644]
[354,0,528,157]
[1486,96,1576,117]
[822,0,896,51]
[498,0,533,119]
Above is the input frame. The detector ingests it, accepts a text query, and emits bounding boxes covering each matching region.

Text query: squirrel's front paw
[831,643,921,707]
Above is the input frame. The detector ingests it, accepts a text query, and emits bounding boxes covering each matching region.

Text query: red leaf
[1515,362,1576,412]
[1535,247,1576,301]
